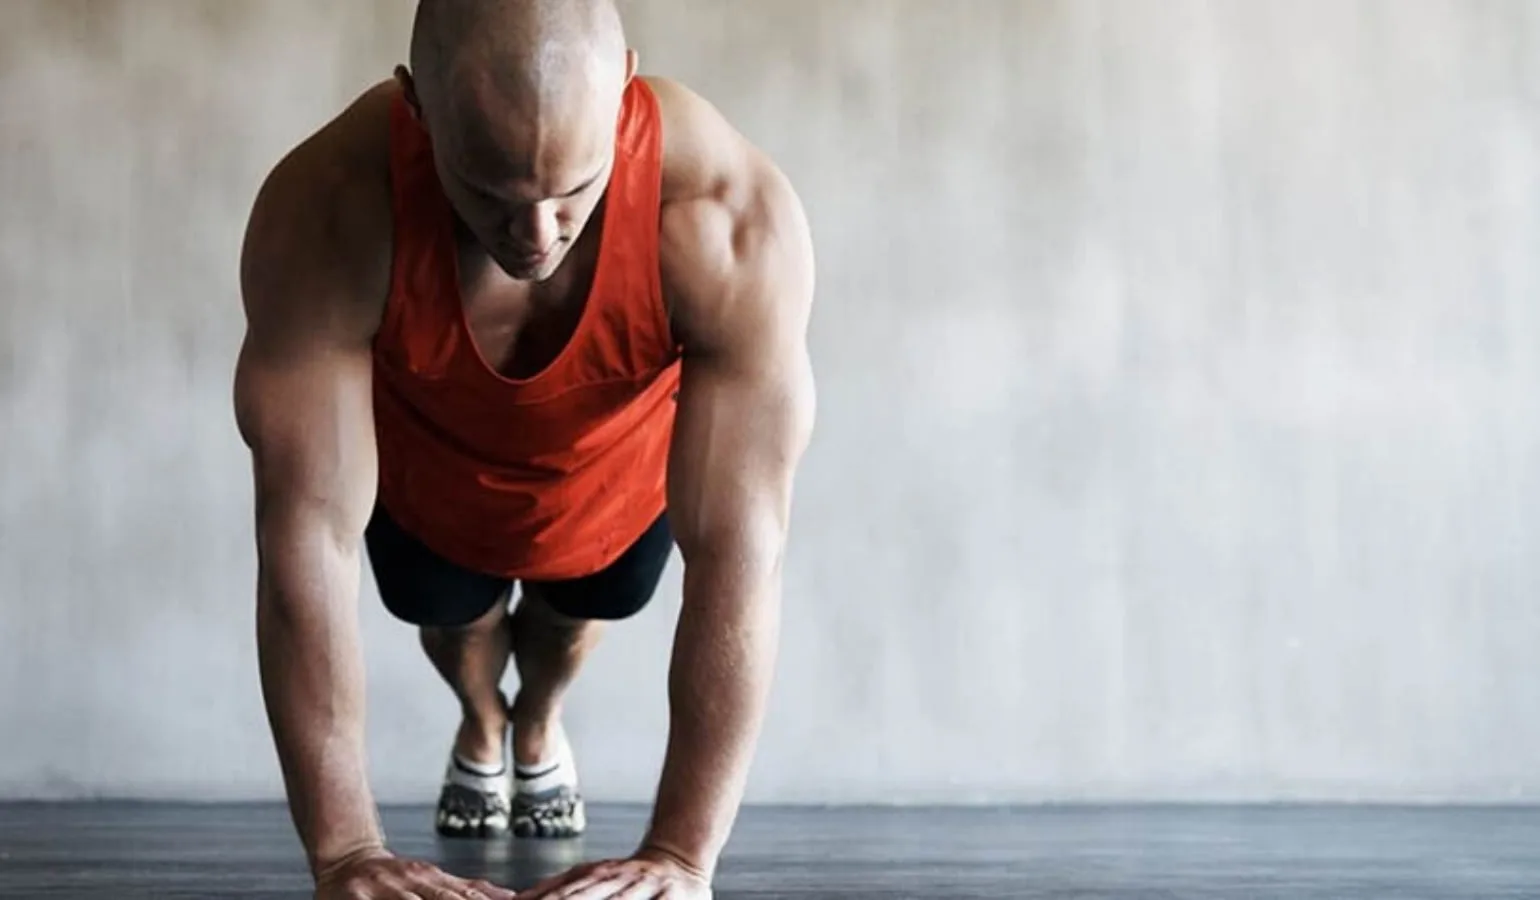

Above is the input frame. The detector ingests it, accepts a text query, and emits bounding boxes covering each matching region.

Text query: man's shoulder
[642,75,813,356]
[642,75,780,211]
[239,81,397,339]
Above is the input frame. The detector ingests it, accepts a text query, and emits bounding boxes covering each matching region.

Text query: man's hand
[315,848,519,900]
[512,847,711,900]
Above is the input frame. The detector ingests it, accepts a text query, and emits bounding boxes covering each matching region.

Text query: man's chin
[497,254,561,283]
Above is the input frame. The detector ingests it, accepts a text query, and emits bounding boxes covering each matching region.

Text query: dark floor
[0,802,1537,898]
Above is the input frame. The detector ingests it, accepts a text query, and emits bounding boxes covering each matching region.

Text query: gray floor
[1,803,1537,898]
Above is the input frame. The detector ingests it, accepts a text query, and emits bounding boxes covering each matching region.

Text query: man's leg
[362,502,518,838]
[420,597,514,767]
[506,592,603,768]
[507,512,677,838]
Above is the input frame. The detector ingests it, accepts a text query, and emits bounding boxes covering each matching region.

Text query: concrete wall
[3,0,1538,805]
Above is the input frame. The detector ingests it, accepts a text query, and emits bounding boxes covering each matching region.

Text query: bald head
[400,0,635,281]
[410,0,627,115]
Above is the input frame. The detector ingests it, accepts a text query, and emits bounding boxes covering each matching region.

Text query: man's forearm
[255,522,382,878]
[641,557,782,878]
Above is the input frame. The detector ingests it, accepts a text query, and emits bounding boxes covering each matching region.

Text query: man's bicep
[666,341,815,570]
[234,337,378,551]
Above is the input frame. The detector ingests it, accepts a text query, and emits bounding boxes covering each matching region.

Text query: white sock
[447,750,508,793]
[514,730,577,796]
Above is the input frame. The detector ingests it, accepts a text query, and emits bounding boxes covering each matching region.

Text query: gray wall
[3,0,1538,805]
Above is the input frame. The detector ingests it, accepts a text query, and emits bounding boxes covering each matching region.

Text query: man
[232,0,816,896]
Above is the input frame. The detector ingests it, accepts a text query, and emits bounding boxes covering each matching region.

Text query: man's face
[424,78,616,282]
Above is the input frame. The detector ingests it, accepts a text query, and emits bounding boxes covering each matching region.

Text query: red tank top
[372,79,681,581]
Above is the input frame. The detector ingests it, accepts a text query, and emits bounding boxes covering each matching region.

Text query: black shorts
[363,502,675,629]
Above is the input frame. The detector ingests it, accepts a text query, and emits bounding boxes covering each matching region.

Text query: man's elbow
[254,498,364,614]
[676,500,792,593]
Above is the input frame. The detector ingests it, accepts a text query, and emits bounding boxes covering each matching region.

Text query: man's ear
[393,64,423,121]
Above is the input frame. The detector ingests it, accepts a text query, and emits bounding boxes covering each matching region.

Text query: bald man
[233,0,814,897]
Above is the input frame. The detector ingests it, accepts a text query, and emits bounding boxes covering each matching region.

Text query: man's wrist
[312,837,391,882]
[636,835,716,883]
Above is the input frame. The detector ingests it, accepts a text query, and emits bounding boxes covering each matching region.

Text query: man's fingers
[550,874,637,900]
[397,868,504,900]
[515,863,600,899]
[652,878,709,900]
[608,877,662,900]
[314,856,522,900]
[436,878,484,900]
[520,865,627,900]
[434,872,519,900]
[463,878,520,900]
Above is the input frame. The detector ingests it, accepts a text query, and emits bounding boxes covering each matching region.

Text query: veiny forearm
[255,513,381,878]
[643,553,783,877]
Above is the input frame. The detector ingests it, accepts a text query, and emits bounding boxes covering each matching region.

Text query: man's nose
[509,201,558,251]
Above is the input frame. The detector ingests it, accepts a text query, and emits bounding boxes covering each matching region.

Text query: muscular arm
[233,114,390,877]
[642,79,817,877]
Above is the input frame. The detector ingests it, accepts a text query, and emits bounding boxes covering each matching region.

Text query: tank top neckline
[440,192,619,388]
